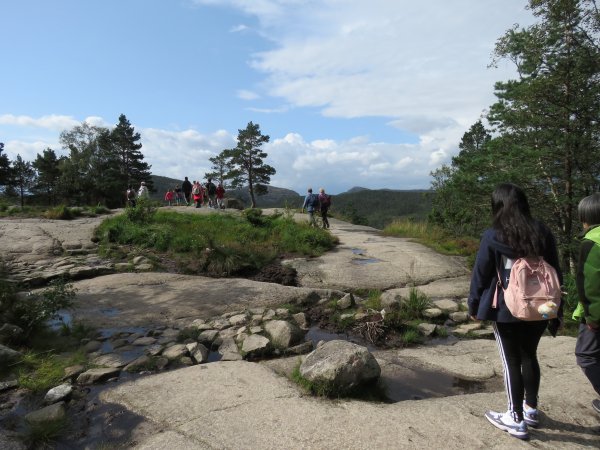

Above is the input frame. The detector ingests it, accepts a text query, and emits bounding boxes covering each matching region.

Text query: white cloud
[230,24,249,33]
[237,89,260,100]
[0,114,79,131]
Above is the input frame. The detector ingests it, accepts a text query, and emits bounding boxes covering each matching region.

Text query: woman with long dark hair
[468,183,562,440]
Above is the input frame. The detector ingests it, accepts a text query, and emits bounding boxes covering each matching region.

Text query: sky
[0,0,535,195]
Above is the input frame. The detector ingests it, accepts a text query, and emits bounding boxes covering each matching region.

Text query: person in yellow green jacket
[573,193,600,415]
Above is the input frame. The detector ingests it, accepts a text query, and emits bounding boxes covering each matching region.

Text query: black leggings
[492,321,548,419]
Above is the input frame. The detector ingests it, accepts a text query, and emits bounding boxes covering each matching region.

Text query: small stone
[284,341,314,355]
[63,365,85,381]
[132,256,147,265]
[198,330,219,346]
[25,402,66,424]
[180,357,194,366]
[432,299,459,313]
[111,338,129,349]
[145,344,163,356]
[229,314,248,326]
[93,353,136,368]
[84,340,103,353]
[417,323,437,337]
[155,357,169,370]
[162,344,188,360]
[423,308,444,319]
[132,336,157,346]
[249,326,263,334]
[449,312,469,323]
[136,263,153,271]
[77,368,121,385]
[292,312,309,329]
[124,355,152,372]
[218,337,243,361]
[337,293,355,310]
[275,308,290,318]
[0,380,18,392]
[263,309,276,320]
[44,383,73,404]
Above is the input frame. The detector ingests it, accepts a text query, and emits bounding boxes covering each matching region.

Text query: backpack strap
[493,267,503,309]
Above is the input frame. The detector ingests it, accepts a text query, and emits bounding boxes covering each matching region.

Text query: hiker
[126,185,136,208]
[573,193,600,415]
[137,181,149,200]
[206,178,217,208]
[302,187,320,227]
[174,184,185,206]
[192,180,204,208]
[182,176,193,205]
[164,189,174,206]
[216,182,225,209]
[318,187,331,229]
[468,183,562,440]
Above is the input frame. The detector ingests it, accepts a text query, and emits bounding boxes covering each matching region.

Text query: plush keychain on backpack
[537,301,558,319]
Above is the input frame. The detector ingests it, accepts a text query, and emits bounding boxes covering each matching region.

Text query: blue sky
[0,0,533,194]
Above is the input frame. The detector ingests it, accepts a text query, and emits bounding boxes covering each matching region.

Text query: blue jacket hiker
[302,188,320,227]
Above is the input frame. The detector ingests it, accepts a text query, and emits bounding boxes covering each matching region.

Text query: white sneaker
[485,410,529,439]
[523,402,540,428]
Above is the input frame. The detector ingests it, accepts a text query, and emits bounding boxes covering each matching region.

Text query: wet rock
[162,344,188,360]
[418,323,437,337]
[125,355,152,372]
[93,353,137,368]
[241,334,271,358]
[132,336,157,346]
[264,320,305,349]
[187,342,209,364]
[284,341,314,356]
[77,367,121,385]
[198,330,219,347]
[292,312,309,329]
[44,383,73,404]
[218,337,243,361]
[111,338,129,349]
[63,365,86,382]
[300,340,381,395]
[25,401,66,425]
[83,340,102,353]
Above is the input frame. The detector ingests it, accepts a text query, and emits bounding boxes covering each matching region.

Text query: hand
[588,323,599,332]
[469,315,479,322]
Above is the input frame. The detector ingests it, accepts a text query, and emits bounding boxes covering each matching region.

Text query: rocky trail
[0,208,599,449]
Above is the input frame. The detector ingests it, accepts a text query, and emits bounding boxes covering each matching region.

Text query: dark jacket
[468,223,563,322]
[182,179,192,194]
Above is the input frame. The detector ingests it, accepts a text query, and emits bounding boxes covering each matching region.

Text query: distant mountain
[150,175,301,208]
[345,186,369,193]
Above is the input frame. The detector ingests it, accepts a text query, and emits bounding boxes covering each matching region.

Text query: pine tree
[32,148,62,205]
[10,155,36,207]
[0,142,11,193]
[223,122,275,208]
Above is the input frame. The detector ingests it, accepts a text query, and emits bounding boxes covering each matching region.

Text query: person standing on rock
[216,182,225,209]
[468,183,562,440]
[126,185,137,208]
[573,193,600,416]
[302,187,320,227]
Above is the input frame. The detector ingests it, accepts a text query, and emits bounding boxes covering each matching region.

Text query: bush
[0,275,77,339]
[44,205,74,220]
[125,198,158,224]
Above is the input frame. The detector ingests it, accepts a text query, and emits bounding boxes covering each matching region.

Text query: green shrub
[18,350,86,392]
[44,205,74,220]
[125,198,158,224]
[1,277,77,338]
[242,207,268,226]
[398,288,430,320]
[401,327,423,346]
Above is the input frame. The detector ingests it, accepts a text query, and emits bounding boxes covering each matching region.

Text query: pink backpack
[494,257,561,321]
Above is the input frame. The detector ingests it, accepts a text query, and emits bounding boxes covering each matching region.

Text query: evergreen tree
[205,153,232,186]
[222,122,275,208]
[0,142,11,193]
[108,114,152,205]
[32,148,62,205]
[430,0,600,268]
[10,154,36,207]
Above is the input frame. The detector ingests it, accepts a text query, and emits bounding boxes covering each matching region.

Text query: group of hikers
[164,177,225,209]
[125,177,226,209]
[302,187,332,229]
[467,183,600,441]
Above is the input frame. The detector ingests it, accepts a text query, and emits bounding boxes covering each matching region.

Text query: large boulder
[264,320,305,349]
[0,343,22,365]
[299,340,380,395]
[241,334,271,358]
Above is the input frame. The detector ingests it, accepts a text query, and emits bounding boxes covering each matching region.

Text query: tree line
[430,0,600,268]
[0,117,275,209]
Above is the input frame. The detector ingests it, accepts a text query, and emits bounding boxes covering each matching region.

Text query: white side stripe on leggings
[492,321,514,412]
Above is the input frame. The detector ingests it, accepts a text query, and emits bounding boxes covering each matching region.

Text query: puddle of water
[47,310,72,330]
[351,258,381,265]
[351,248,365,255]
[305,326,501,403]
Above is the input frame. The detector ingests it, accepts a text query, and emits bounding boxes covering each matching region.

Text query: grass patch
[384,219,479,266]
[401,326,423,346]
[95,208,337,277]
[361,290,383,311]
[17,350,87,392]
[398,287,431,321]
[24,416,69,448]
